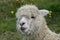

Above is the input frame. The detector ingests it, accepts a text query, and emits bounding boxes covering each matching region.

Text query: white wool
[16,5,60,40]
[15,5,38,19]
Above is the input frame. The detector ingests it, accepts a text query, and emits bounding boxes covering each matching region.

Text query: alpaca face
[16,12,37,35]
[16,5,49,35]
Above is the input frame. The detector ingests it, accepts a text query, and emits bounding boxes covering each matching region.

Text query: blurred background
[0,0,60,40]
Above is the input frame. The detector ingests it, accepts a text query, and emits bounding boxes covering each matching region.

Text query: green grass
[0,18,23,40]
[46,16,60,33]
[0,31,23,40]
[0,18,16,34]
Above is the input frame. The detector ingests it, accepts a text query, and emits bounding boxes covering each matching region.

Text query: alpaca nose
[20,22,26,31]
[20,22,25,26]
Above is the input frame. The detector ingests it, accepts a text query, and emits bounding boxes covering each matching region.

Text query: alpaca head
[16,5,49,35]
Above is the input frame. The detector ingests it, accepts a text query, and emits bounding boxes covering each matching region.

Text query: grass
[0,31,23,40]
[46,16,60,33]
[0,18,23,40]
[0,18,16,34]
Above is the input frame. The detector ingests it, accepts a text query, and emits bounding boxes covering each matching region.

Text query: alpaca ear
[39,9,49,16]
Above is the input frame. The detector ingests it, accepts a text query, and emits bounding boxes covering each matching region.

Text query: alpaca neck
[25,26,51,40]
[25,26,52,40]
[39,25,53,40]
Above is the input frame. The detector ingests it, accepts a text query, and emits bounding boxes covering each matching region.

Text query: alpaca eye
[31,16,35,19]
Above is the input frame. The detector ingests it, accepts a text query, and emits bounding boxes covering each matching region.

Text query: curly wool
[16,5,60,40]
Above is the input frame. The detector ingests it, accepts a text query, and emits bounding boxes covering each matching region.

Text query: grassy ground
[0,18,23,40]
[47,16,60,33]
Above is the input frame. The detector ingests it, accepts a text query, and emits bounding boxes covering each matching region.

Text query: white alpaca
[15,5,60,40]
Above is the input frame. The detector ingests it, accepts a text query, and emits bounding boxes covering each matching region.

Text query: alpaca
[15,5,60,40]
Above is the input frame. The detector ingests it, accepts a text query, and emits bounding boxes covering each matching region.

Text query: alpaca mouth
[22,29,31,35]
[21,28,28,32]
